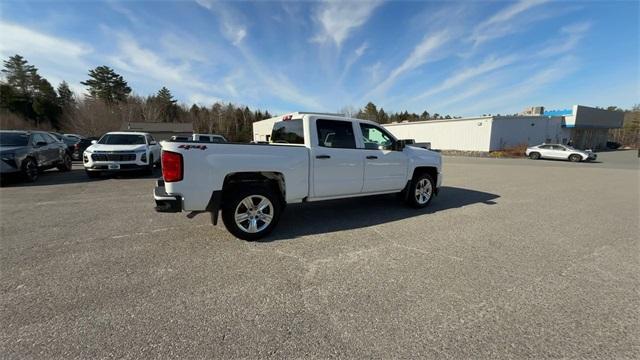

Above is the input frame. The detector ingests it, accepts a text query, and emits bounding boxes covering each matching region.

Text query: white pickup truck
[154,113,442,240]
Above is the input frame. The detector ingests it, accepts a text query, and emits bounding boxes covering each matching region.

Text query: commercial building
[384,115,566,152]
[251,105,623,151]
[545,105,624,150]
[384,105,623,152]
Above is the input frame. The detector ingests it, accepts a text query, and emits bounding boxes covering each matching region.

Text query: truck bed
[160,141,310,211]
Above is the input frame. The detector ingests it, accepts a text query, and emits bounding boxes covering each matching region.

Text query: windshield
[0,132,29,147]
[98,134,146,145]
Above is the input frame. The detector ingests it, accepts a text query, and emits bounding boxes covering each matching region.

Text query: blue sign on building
[544,109,573,116]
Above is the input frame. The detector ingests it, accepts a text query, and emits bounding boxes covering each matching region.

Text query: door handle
[366,155,378,159]
[315,155,331,159]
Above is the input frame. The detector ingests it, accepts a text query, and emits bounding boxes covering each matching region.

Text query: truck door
[311,119,364,197]
[358,123,408,193]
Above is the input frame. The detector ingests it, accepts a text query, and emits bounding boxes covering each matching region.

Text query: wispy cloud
[108,31,217,97]
[410,55,518,103]
[340,42,368,81]
[196,0,247,46]
[235,46,322,109]
[0,22,91,61]
[470,0,550,46]
[538,21,591,57]
[195,0,322,109]
[367,31,451,98]
[455,56,578,115]
[0,22,92,91]
[430,83,492,111]
[364,61,383,84]
[107,0,139,24]
[311,0,383,48]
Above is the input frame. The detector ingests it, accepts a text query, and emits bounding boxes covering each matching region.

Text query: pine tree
[155,87,178,122]
[2,54,36,94]
[32,76,61,127]
[81,66,131,103]
[378,108,389,123]
[57,81,75,109]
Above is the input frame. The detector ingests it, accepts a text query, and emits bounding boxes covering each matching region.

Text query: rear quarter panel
[162,142,309,211]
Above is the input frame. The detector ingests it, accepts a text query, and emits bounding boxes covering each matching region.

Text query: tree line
[341,102,458,125]
[0,54,273,141]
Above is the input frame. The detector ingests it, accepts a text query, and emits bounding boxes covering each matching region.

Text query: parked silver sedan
[526,144,597,162]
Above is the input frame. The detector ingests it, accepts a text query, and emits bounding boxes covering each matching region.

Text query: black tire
[569,154,582,162]
[86,170,101,179]
[529,152,541,160]
[21,157,39,182]
[405,173,435,208]
[221,185,282,241]
[144,155,154,175]
[57,154,72,172]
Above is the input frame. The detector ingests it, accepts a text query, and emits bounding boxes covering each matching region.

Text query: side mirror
[150,141,157,145]
[36,141,47,147]
[91,140,98,145]
[395,139,415,151]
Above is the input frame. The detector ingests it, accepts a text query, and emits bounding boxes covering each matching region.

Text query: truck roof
[264,112,345,121]
[104,131,150,136]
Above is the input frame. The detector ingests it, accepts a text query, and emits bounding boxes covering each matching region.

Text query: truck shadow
[260,186,499,242]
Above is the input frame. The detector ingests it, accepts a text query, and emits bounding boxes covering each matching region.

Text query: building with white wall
[251,105,623,151]
[384,105,623,152]
[383,115,568,152]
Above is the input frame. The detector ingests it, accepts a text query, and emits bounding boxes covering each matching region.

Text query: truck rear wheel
[221,185,282,241]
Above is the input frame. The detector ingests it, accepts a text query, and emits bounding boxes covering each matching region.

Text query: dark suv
[0,130,72,182]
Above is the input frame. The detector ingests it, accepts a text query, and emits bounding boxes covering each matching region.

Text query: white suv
[83,132,161,177]
[526,144,596,162]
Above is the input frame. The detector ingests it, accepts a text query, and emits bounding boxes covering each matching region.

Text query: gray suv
[0,130,72,182]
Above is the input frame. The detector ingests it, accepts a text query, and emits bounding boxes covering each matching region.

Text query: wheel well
[412,166,438,184]
[23,155,36,167]
[222,172,285,203]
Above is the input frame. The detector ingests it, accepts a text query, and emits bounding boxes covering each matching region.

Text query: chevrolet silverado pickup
[154,112,443,240]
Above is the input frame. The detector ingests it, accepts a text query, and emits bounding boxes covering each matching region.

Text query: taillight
[74,143,80,149]
[162,151,183,182]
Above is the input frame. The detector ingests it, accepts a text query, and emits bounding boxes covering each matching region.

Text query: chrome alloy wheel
[234,195,274,233]
[415,178,433,205]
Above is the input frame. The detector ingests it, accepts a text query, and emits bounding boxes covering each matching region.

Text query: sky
[0,0,638,117]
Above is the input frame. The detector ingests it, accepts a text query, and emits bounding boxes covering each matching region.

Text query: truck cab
[155,113,442,240]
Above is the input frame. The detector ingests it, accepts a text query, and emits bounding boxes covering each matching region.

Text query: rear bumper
[154,180,182,212]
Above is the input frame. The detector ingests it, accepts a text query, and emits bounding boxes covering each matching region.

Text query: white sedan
[526,144,597,162]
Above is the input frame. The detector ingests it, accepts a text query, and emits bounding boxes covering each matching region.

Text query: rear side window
[316,120,356,149]
[44,133,59,144]
[32,133,47,145]
[271,119,304,144]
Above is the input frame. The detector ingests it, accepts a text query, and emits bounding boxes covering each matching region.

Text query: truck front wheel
[406,173,435,208]
[221,185,282,241]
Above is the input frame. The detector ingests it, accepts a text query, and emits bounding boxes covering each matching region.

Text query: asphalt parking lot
[1,151,638,358]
